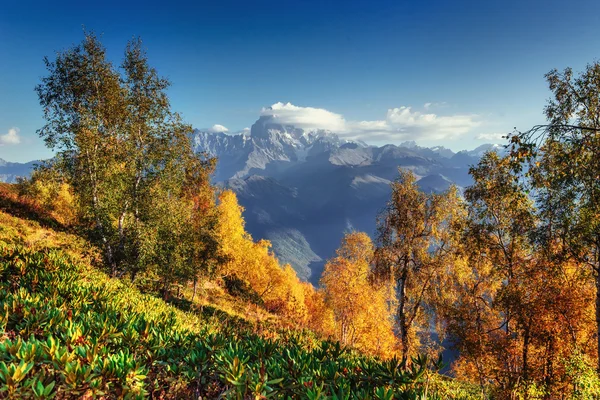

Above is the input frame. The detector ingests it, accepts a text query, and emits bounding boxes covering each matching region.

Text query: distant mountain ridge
[192,115,502,283]
[0,159,38,183]
[2,113,501,283]
[2,126,500,284]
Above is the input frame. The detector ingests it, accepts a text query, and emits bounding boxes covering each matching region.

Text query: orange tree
[511,63,600,370]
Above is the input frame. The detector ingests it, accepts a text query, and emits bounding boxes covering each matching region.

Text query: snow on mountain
[467,143,506,158]
[430,146,455,158]
[192,115,500,283]
[399,140,419,149]
[192,113,364,182]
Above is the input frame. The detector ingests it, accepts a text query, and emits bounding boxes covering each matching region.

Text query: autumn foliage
[18,31,600,398]
[434,153,597,397]
[215,190,309,322]
[320,232,396,358]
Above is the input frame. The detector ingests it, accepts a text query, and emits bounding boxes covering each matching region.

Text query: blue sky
[2,0,600,162]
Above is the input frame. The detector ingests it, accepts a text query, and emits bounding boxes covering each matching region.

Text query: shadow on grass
[0,183,68,233]
[160,291,256,332]
[166,296,194,312]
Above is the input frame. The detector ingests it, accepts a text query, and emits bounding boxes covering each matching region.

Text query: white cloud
[261,102,346,131]
[477,132,507,141]
[0,127,21,146]
[383,106,480,140]
[260,102,481,142]
[207,124,229,133]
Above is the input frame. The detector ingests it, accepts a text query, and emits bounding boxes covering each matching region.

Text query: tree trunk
[546,338,555,389]
[397,269,409,364]
[162,280,169,301]
[85,148,118,276]
[595,271,600,371]
[522,320,531,385]
[130,269,137,283]
[399,322,409,366]
[106,244,117,277]
[191,277,198,302]
[117,207,127,260]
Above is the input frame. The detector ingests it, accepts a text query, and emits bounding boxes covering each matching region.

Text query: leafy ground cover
[0,187,479,399]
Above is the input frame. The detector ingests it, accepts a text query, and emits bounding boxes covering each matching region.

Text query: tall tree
[439,151,596,396]
[36,33,127,272]
[511,63,600,370]
[374,169,462,363]
[449,152,536,391]
[36,33,217,284]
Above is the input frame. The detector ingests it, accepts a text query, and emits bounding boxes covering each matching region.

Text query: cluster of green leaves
[34,32,219,292]
[0,240,477,399]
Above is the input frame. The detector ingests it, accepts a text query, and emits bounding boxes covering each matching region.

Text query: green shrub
[0,241,476,398]
[564,351,600,399]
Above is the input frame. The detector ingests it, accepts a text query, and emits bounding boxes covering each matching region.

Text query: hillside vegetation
[0,185,476,399]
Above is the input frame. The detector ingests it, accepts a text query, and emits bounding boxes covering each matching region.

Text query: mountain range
[192,114,502,284]
[0,159,39,183]
[1,118,501,284]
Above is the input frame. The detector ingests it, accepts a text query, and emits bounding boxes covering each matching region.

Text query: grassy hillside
[0,184,478,399]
